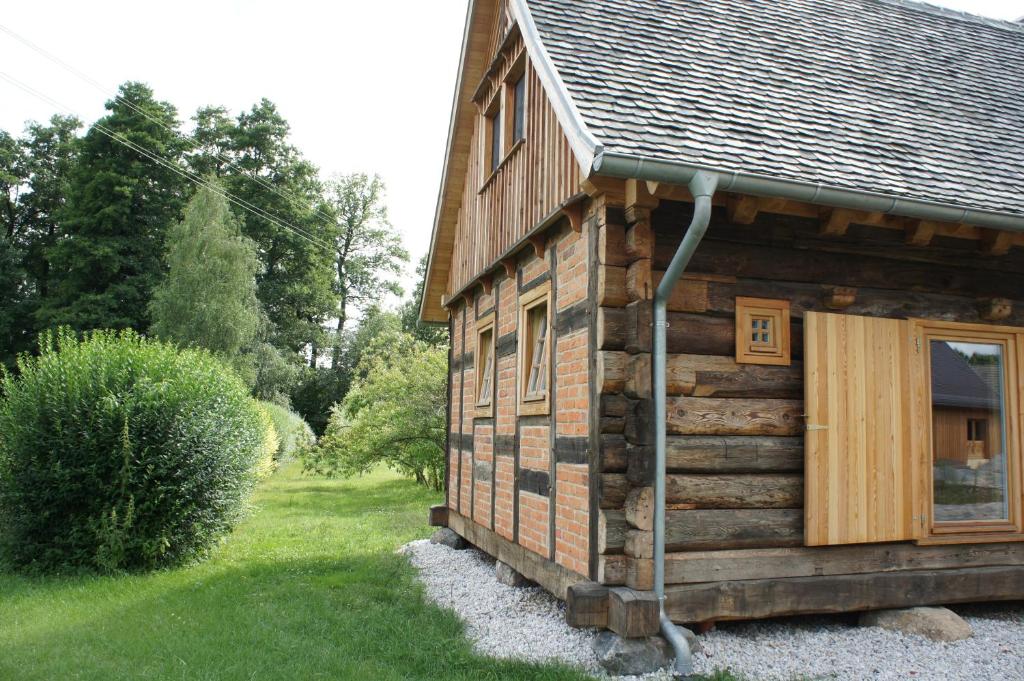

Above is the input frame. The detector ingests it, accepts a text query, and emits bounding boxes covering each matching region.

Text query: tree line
[1,81,447,434]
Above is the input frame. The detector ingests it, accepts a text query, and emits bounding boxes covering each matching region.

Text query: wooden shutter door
[804,312,920,546]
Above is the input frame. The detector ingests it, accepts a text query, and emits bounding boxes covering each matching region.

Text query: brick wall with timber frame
[443,213,595,587]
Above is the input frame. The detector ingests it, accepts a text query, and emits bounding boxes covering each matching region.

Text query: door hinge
[915,336,922,353]
[913,514,928,527]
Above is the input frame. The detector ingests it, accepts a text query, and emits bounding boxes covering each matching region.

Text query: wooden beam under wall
[663,566,1024,623]
[501,257,517,279]
[447,510,586,600]
[564,203,584,233]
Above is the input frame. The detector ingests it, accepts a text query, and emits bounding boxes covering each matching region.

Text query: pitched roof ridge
[878,0,1024,33]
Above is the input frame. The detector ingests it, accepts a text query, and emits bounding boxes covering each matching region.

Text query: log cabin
[420,0,1024,643]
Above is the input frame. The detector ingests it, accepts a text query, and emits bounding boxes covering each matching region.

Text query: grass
[0,462,738,680]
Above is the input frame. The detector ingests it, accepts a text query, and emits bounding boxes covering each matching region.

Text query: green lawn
[0,462,594,680]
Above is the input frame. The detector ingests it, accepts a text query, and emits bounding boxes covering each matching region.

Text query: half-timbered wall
[593,196,1024,621]
[445,29,584,299]
[446,220,592,582]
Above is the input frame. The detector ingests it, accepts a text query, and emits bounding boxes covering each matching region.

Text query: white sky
[0,0,1021,299]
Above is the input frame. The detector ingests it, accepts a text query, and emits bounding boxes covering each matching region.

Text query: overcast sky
[0,0,1021,302]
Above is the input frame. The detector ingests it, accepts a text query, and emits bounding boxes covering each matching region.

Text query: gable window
[511,75,526,144]
[804,312,1023,547]
[735,297,791,365]
[518,282,551,415]
[476,314,495,417]
[484,94,502,177]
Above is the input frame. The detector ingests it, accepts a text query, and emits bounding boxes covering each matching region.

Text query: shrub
[259,401,315,459]
[254,404,281,480]
[0,329,265,573]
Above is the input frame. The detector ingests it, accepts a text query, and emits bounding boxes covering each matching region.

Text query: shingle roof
[527,0,1024,216]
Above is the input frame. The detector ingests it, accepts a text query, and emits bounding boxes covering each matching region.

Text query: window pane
[513,77,526,142]
[491,113,502,173]
[930,340,1009,523]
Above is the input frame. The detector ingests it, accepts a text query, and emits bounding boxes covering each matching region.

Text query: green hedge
[259,402,315,459]
[0,329,265,573]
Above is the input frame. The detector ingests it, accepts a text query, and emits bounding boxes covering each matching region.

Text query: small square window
[518,283,551,415]
[736,297,791,365]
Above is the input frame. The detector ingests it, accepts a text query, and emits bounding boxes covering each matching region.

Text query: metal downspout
[654,170,719,678]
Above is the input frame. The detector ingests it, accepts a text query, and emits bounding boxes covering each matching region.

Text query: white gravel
[402,539,1024,680]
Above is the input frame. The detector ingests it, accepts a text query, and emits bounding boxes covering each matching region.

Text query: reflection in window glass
[930,340,1008,523]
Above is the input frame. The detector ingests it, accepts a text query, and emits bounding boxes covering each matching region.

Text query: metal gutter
[653,170,718,678]
[594,152,1024,233]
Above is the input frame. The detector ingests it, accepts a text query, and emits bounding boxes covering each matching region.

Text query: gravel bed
[402,539,1024,680]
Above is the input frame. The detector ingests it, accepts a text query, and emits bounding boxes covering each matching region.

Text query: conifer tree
[38,82,187,332]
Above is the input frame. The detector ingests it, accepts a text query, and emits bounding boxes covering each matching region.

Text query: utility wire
[0,71,336,254]
[0,21,343,235]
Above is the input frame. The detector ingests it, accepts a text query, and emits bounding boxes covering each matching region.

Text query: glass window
[513,76,526,143]
[524,303,548,400]
[490,112,502,174]
[930,339,1009,524]
[477,328,494,407]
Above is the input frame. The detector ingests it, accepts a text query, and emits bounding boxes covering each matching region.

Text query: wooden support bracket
[905,219,937,247]
[820,208,855,237]
[979,297,1013,322]
[824,286,858,310]
[501,257,517,279]
[479,272,494,295]
[980,228,1013,256]
[527,233,546,259]
[564,202,584,234]
[727,194,760,225]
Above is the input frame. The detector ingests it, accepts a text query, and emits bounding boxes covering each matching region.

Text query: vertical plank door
[804,312,919,545]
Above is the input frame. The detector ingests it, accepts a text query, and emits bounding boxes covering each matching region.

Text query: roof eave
[594,151,1024,233]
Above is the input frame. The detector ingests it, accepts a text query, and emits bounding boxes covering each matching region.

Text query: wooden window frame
[475,314,496,418]
[503,53,527,154]
[482,92,502,185]
[913,319,1024,542]
[518,282,551,416]
[736,297,791,366]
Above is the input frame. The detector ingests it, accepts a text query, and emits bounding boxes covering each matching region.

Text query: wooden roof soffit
[819,208,857,237]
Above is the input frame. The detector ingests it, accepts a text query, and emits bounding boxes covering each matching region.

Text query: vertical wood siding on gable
[446,32,583,299]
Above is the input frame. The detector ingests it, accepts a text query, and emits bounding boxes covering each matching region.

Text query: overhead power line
[0,21,342,235]
[0,70,336,254]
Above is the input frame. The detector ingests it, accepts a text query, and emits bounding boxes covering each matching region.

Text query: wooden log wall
[593,188,1024,618]
[445,29,584,300]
